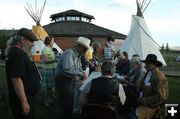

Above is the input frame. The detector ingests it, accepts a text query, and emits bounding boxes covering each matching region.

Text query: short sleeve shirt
[5,47,40,96]
[42,46,56,68]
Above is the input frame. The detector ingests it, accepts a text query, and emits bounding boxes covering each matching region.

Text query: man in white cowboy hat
[55,36,90,119]
[128,54,168,119]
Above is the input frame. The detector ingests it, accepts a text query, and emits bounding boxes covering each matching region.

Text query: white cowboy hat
[73,37,90,49]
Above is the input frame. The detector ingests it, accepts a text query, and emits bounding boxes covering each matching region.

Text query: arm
[62,50,83,78]
[11,77,30,115]
[118,83,126,105]
[43,54,57,64]
[140,74,168,107]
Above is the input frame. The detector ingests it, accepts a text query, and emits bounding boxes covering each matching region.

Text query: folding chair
[0,79,8,112]
[81,104,118,119]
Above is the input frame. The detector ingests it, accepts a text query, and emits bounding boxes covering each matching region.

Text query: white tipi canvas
[25,0,63,61]
[120,15,167,66]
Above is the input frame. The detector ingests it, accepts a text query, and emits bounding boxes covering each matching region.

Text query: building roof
[43,21,126,39]
[50,9,95,21]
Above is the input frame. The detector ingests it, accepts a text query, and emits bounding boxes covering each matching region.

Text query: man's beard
[22,45,32,56]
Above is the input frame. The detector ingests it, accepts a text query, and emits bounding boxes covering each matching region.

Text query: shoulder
[152,68,166,81]
[63,49,74,56]
[42,47,50,53]
[8,47,26,59]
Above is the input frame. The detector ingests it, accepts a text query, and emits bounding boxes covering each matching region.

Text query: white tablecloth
[79,71,101,91]
[79,71,122,91]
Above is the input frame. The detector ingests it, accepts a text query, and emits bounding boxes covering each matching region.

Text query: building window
[81,17,86,22]
[71,17,75,21]
[75,17,80,21]
[62,17,65,21]
[81,17,90,22]
[67,16,71,21]
[56,17,65,22]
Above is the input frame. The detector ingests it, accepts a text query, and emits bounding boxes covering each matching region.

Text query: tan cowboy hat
[73,37,90,49]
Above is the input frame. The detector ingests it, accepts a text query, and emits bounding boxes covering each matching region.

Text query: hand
[75,76,80,81]
[119,78,127,83]
[82,72,87,81]
[22,101,30,115]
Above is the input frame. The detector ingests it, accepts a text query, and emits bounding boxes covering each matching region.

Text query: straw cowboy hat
[141,54,163,67]
[73,37,90,49]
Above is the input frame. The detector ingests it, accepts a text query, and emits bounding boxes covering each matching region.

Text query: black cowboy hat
[141,54,163,67]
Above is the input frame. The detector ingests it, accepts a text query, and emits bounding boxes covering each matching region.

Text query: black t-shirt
[6,47,40,97]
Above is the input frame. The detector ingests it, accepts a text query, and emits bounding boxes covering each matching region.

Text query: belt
[56,76,71,80]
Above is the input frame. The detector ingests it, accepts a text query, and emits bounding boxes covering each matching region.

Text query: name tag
[145,81,151,86]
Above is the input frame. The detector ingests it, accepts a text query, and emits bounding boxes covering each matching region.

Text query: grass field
[0,51,180,119]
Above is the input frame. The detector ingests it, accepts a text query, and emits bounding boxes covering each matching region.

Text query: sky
[0,0,180,46]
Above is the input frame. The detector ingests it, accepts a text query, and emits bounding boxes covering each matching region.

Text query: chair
[81,104,118,119]
[0,79,8,112]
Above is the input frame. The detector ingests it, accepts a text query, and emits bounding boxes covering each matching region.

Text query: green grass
[160,51,180,71]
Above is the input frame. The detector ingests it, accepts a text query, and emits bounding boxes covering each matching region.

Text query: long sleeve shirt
[55,47,83,79]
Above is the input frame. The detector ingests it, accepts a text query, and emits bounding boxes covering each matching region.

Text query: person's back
[103,42,115,60]
[88,76,120,108]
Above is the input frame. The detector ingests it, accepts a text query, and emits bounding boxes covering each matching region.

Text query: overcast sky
[0,0,180,46]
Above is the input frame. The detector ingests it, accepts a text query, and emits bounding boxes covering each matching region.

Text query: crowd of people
[4,27,168,119]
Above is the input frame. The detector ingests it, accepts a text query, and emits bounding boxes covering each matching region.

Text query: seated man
[79,60,126,111]
[129,54,168,119]
[118,57,146,115]
[116,51,130,75]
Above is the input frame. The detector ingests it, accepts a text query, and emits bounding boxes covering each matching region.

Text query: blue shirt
[55,47,83,79]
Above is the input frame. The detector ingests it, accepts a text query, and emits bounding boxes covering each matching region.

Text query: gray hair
[115,50,126,61]
[5,35,22,55]
[101,60,115,75]
[131,57,142,66]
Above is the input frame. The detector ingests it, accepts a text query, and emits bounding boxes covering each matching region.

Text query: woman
[41,36,57,107]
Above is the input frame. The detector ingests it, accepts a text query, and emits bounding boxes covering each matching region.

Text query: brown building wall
[54,36,107,54]
[54,37,124,54]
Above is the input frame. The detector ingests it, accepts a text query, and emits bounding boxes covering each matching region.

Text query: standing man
[5,28,41,119]
[55,36,90,119]
[103,36,115,60]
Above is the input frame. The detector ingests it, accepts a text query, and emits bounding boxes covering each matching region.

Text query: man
[103,36,115,60]
[79,60,126,111]
[129,54,168,119]
[5,28,41,119]
[119,57,146,115]
[55,36,90,119]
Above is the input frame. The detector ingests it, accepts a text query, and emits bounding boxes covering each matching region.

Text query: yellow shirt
[86,49,93,60]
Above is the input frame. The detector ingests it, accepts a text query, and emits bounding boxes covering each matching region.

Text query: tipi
[25,0,63,61]
[119,0,167,66]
